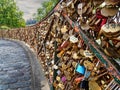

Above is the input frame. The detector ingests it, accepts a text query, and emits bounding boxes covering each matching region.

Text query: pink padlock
[62,76,67,83]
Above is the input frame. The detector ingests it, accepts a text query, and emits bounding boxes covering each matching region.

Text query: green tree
[35,0,58,21]
[0,0,25,28]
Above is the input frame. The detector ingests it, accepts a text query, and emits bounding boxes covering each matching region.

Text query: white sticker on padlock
[84,50,93,58]
[70,35,78,43]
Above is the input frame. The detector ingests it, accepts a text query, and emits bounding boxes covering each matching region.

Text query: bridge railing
[0,0,120,89]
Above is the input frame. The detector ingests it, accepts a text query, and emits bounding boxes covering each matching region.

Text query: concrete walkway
[0,39,50,90]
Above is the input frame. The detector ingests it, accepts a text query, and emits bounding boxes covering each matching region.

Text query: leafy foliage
[35,0,58,21]
[0,25,10,30]
[0,0,25,28]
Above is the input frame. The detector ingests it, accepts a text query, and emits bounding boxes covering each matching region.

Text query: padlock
[72,61,77,68]
[66,51,72,55]
[74,76,84,83]
[56,76,61,82]
[75,63,86,75]
[62,33,69,40]
[89,70,108,81]
[80,22,90,31]
[83,60,94,71]
[83,50,94,58]
[66,60,72,68]
[61,76,67,83]
[101,6,119,17]
[54,11,61,17]
[93,0,104,7]
[105,0,120,6]
[72,52,81,60]
[57,82,65,89]
[53,80,59,88]
[57,70,61,75]
[69,35,78,43]
[100,23,120,38]
[89,80,102,90]
[57,49,65,58]
[53,65,59,70]
[61,63,67,71]
[77,2,86,16]
[80,79,89,90]
[36,0,120,90]
[67,3,75,16]
[61,25,68,33]
[88,14,96,26]
[64,70,72,81]
[57,40,70,51]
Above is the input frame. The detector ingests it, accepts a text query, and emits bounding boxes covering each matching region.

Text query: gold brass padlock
[61,25,68,33]
[83,60,94,71]
[57,49,65,58]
